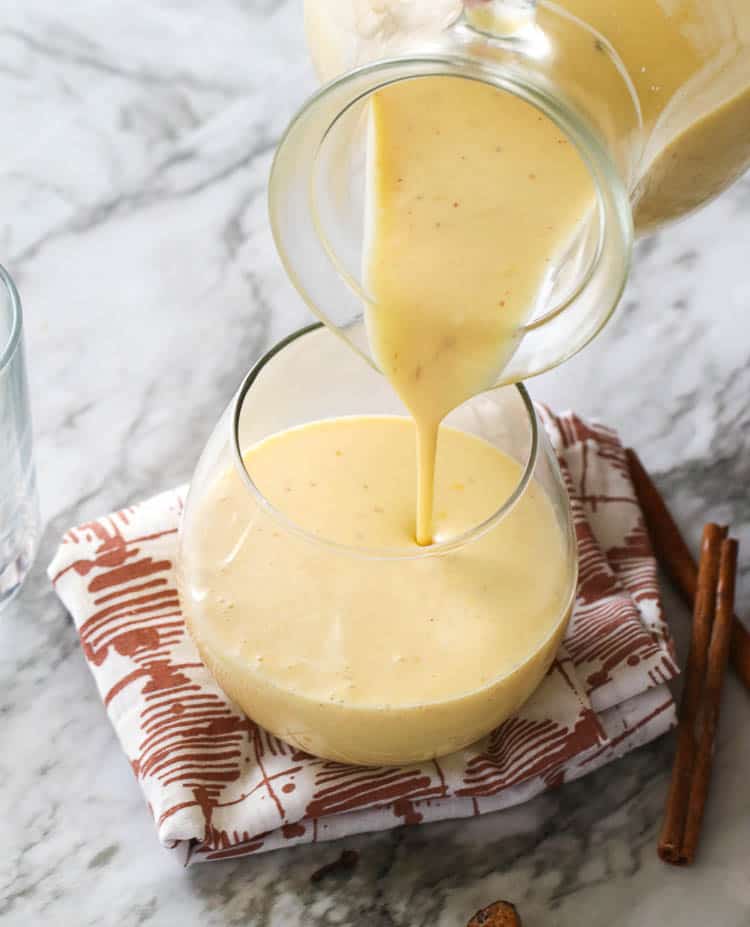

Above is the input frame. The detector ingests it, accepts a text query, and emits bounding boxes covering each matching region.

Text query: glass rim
[231,323,541,561]
[0,263,22,374]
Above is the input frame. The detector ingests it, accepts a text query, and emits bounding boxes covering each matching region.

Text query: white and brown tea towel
[49,408,678,864]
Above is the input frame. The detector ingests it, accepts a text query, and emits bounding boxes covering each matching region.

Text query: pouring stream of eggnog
[364,76,594,543]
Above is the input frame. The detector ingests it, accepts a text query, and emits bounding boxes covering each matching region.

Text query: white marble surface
[2,2,750,924]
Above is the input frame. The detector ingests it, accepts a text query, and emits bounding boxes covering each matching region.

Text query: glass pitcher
[269,0,750,386]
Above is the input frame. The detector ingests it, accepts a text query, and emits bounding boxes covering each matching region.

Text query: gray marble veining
[1,2,749,925]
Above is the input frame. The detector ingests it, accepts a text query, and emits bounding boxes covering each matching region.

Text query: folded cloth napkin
[49,408,678,865]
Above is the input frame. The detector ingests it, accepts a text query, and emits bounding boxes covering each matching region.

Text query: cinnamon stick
[680,537,738,864]
[657,523,725,864]
[626,447,750,692]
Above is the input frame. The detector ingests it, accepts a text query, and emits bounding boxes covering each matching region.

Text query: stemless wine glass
[178,325,578,765]
[0,264,40,609]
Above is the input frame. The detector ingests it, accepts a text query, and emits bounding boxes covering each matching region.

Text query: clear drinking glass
[178,325,578,765]
[0,265,40,608]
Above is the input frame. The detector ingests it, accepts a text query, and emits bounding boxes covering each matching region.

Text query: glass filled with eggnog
[178,326,577,766]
